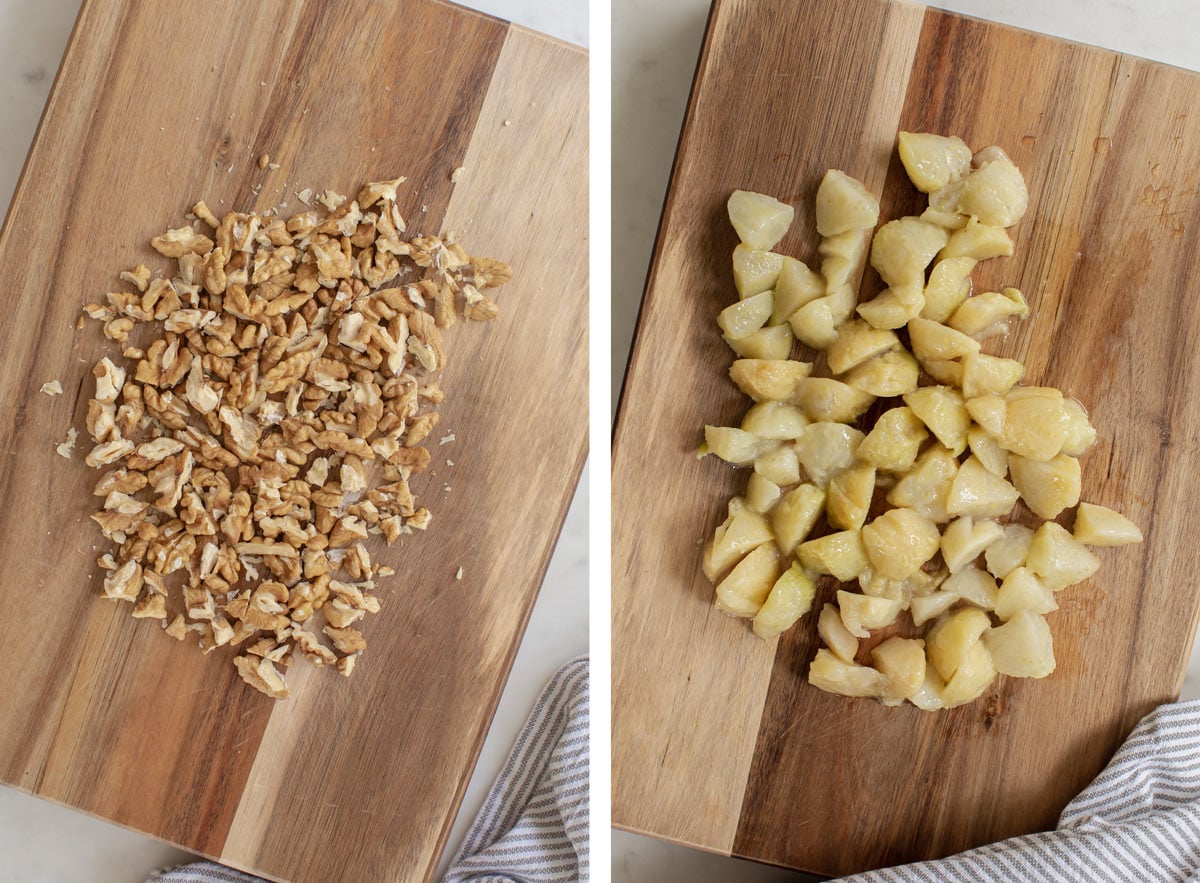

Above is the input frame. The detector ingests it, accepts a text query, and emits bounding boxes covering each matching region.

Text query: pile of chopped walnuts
[75,177,510,698]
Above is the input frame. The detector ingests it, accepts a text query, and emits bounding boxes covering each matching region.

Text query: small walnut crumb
[41,380,63,396]
[296,188,313,205]
[56,426,78,459]
[450,167,464,183]
[455,566,463,581]
[440,432,456,445]
[258,152,270,170]
[267,162,281,171]
[503,119,511,127]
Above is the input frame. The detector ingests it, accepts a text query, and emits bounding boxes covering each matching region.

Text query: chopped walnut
[119,264,152,292]
[77,174,511,699]
[102,559,143,602]
[56,427,78,459]
[193,201,220,229]
[234,654,290,699]
[132,593,167,619]
[165,614,187,639]
[41,380,63,396]
[317,189,346,211]
[151,225,215,258]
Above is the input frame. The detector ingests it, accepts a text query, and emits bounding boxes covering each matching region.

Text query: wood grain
[0,2,587,882]
[611,0,925,854]
[612,0,1200,876]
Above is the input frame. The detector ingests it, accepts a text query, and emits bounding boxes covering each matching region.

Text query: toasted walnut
[94,468,148,496]
[324,625,366,654]
[357,177,405,208]
[406,412,439,446]
[151,226,215,258]
[120,264,152,292]
[234,654,290,699]
[94,357,126,404]
[292,628,338,666]
[471,257,513,289]
[329,515,369,548]
[193,201,220,228]
[132,593,167,619]
[102,560,143,602]
[86,438,135,467]
[136,437,184,462]
[463,287,500,322]
[317,189,346,211]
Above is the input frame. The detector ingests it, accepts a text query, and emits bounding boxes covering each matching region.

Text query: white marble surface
[612,0,1200,879]
[0,1,587,881]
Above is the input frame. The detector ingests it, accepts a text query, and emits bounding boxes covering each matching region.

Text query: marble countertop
[612,0,1200,879]
[0,1,586,881]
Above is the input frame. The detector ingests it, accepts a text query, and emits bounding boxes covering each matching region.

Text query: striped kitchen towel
[839,698,1200,883]
[146,864,258,883]
[145,656,589,883]
[443,655,590,883]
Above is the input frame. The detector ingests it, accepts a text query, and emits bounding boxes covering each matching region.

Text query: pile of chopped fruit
[701,133,1142,711]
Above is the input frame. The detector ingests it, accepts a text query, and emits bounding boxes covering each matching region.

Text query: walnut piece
[56,427,78,459]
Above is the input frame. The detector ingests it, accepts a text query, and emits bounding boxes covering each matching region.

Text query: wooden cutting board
[613,0,1200,875]
[0,2,586,881]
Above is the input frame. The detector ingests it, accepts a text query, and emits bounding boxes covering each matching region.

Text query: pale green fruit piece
[1073,502,1143,547]
[728,190,794,250]
[897,131,972,193]
[753,563,817,638]
[816,169,881,236]
[733,244,784,297]
[984,610,1055,678]
[717,290,772,340]
[772,257,825,324]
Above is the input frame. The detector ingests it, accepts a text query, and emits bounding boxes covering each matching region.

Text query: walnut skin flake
[77,174,513,699]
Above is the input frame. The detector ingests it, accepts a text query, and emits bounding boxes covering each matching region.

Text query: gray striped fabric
[839,699,1200,883]
[443,655,590,883]
[145,656,589,883]
[147,862,259,883]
